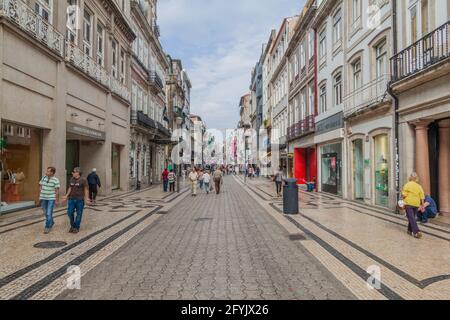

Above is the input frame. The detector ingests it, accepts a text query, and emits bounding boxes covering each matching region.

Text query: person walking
[168,169,176,193]
[198,169,204,191]
[401,172,425,239]
[273,166,284,197]
[87,168,101,205]
[63,167,90,234]
[39,167,60,234]
[162,168,169,192]
[213,167,223,195]
[203,170,211,195]
[189,168,198,196]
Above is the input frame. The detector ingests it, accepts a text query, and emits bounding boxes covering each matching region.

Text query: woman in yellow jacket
[402,173,425,239]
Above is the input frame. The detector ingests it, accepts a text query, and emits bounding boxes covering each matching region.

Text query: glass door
[321,153,338,194]
[353,139,364,200]
[112,144,120,190]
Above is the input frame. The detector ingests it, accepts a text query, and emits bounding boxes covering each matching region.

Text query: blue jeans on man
[417,207,437,223]
[41,200,55,229]
[67,199,85,230]
[163,180,169,192]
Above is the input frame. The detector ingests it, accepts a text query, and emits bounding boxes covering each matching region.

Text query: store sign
[67,122,105,141]
[316,112,344,135]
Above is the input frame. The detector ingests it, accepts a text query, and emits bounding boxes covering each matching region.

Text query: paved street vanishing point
[1,176,449,300]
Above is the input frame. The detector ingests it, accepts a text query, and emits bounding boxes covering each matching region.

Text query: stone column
[414,121,431,195]
[438,119,450,216]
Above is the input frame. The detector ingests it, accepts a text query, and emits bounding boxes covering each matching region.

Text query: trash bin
[283,178,299,215]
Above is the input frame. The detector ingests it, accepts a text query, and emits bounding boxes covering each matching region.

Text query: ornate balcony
[66,41,110,88]
[149,71,164,90]
[343,75,390,118]
[0,0,64,56]
[391,20,450,83]
[287,115,315,141]
[110,77,130,102]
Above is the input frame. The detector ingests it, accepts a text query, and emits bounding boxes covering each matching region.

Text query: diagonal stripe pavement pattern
[56,176,355,300]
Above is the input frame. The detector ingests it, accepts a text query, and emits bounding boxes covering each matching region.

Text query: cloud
[158,0,305,129]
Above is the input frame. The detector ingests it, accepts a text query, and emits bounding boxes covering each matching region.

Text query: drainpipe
[387,0,400,203]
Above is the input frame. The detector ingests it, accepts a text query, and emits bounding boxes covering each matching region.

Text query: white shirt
[189,171,198,182]
[203,173,211,184]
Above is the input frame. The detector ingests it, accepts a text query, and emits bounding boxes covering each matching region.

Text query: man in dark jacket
[87,168,101,204]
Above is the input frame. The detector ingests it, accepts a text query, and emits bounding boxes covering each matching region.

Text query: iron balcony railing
[0,0,64,56]
[343,74,390,118]
[287,115,315,141]
[149,71,164,89]
[391,20,450,82]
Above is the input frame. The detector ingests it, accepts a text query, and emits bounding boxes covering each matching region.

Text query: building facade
[129,0,170,190]
[390,0,450,216]
[287,0,317,182]
[0,0,134,213]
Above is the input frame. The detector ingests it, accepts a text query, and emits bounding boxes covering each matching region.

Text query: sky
[158,0,306,130]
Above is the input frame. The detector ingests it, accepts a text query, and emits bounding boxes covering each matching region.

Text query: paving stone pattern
[57,177,355,300]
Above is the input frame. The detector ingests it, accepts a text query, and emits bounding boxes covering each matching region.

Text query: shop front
[320,143,343,196]
[293,147,317,185]
[1,122,42,213]
[373,134,389,207]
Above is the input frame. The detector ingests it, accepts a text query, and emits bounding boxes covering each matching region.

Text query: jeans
[405,206,420,234]
[417,207,437,222]
[163,180,169,192]
[199,180,204,190]
[41,200,55,229]
[204,182,210,194]
[67,199,85,230]
[275,181,282,195]
[169,182,175,192]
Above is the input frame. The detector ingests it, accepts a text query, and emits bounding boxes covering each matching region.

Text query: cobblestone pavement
[236,176,450,300]
[0,183,190,300]
[57,177,355,300]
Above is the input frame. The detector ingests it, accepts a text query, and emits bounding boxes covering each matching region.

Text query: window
[144,42,149,69]
[112,40,118,78]
[96,23,105,66]
[333,73,342,106]
[138,36,144,62]
[137,87,143,111]
[300,90,306,119]
[352,0,361,27]
[375,39,387,78]
[294,98,299,124]
[308,30,314,59]
[352,59,362,90]
[16,127,25,138]
[66,0,78,44]
[308,82,315,115]
[319,28,327,60]
[35,0,52,22]
[319,83,327,113]
[294,53,299,76]
[3,124,14,136]
[120,50,126,84]
[143,93,148,115]
[333,9,342,44]
[132,83,137,111]
[83,8,93,57]
[410,6,418,44]
[300,42,306,70]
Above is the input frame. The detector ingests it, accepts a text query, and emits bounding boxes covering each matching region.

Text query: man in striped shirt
[39,167,60,234]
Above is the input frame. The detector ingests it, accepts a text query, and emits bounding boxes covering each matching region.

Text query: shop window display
[321,143,342,195]
[1,123,42,213]
[374,134,389,207]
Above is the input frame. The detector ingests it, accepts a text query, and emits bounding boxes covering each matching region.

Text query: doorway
[321,152,339,194]
[66,140,79,189]
[353,139,364,201]
[111,144,120,190]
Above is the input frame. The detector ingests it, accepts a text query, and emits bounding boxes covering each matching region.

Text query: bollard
[283,178,299,214]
